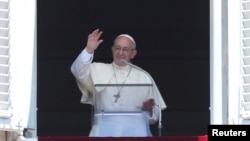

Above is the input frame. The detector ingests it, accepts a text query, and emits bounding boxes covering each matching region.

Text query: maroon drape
[38,135,208,141]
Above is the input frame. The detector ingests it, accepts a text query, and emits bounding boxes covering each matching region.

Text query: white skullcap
[116,34,136,48]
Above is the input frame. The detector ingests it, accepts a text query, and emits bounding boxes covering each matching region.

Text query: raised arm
[70,29,103,83]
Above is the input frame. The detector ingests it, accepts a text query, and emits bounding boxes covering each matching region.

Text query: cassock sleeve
[71,48,95,104]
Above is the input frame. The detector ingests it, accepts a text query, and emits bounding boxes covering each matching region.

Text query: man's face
[112,37,137,66]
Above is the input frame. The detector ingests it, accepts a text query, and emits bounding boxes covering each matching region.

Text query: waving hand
[86,29,103,53]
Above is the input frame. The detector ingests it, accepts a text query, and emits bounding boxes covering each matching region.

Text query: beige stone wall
[0,131,18,141]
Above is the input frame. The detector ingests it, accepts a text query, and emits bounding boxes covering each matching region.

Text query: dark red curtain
[38,135,208,141]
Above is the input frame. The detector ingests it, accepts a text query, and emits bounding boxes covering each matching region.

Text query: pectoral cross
[113,93,120,103]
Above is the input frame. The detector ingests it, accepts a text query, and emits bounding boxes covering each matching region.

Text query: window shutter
[0,0,11,118]
[241,0,250,119]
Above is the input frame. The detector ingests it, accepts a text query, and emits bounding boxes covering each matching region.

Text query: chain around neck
[112,63,132,102]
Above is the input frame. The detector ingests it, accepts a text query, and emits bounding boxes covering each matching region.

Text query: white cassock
[71,49,167,137]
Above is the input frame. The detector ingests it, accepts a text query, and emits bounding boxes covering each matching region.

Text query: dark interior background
[37,0,210,136]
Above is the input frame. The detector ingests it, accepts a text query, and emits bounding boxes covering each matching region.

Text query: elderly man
[71,29,166,137]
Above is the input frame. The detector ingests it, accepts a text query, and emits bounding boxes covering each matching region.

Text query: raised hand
[86,29,103,53]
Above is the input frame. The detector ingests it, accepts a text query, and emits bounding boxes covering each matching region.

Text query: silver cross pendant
[113,93,120,103]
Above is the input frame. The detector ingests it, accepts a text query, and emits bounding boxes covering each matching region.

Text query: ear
[130,50,137,59]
